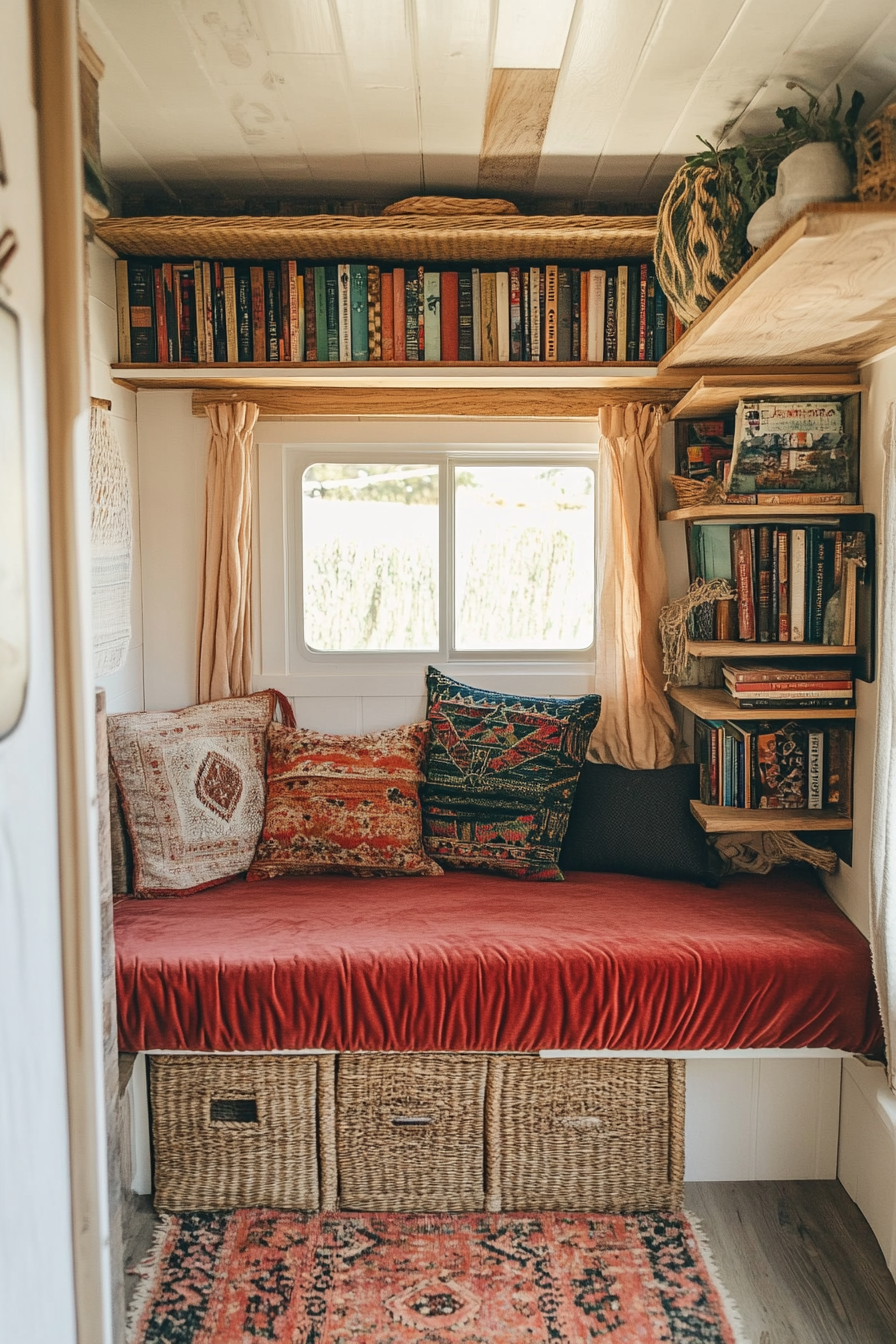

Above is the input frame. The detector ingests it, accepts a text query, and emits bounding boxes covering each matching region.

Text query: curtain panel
[197,400,259,703]
[590,402,678,770]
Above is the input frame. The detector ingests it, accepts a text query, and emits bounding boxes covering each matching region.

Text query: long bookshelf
[669,686,855,722]
[690,803,852,833]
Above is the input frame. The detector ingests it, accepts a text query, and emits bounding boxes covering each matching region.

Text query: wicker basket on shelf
[670,474,726,509]
[857,103,896,202]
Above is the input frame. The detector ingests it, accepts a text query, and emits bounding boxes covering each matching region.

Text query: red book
[440,271,459,361]
[152,266,168,363]
[304,266,317,362]
[381,270,394,361]
[250,265,265,362]
[287,261,299,362]
[734,528,756,641]
[638,262,648,361]
[393,268,406,361]
[279,260,291,361]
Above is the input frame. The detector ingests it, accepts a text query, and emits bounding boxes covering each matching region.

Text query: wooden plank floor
[124,1182,896,1339]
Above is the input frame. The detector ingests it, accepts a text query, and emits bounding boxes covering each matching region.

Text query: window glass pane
[302,463,439,651]
[454,465,594,650]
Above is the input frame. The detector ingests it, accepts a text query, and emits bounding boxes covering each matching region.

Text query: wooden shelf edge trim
[185,386,684,417]
[686,641,856,658]
[669,374,861,421]
[667,686,855,720]
[690,801,851,832]
[662,504,863,521]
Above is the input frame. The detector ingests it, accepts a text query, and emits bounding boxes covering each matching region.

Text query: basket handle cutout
[391,1115,433,1127]
[558,1115,603,1131]
[210,1097,259,1124]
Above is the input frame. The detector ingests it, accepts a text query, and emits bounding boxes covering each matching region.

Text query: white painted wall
[0,4,78,1338]
[89,240,144,714]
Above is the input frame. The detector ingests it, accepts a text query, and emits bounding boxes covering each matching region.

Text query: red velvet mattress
[114,870,882,1055]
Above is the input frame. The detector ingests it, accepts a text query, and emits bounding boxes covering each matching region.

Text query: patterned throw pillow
[421,668,602,881]
[247,722,443,880]
[108,692,280,897]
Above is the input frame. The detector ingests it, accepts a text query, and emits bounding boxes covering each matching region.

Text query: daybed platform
[115,869,882,1055]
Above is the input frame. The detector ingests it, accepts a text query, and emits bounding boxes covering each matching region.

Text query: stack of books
[690,523,867,644]
[115,256,673,365]
[695,718,852,812]
[722,662,855,711]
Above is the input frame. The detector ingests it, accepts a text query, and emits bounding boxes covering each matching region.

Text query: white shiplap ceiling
[80,0,896,208]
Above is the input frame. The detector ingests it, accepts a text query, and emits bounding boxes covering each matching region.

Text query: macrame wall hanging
[90,399,132,676]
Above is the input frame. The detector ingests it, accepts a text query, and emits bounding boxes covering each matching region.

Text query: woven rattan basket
[485,1056,685,1213]
[670,474,726,509]
[336,1053,488,1212]
[151,1053,336,1211]
[857,103,896,203]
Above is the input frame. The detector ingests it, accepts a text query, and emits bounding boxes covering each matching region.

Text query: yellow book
[480,272,497,361]
[545,264,558,361]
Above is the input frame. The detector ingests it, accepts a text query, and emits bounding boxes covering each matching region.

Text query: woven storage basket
[336,1053,488,1212]
[485,1056,684,1213]
[857,103,896,203]
[151,1053,336,1211]
[670,474,725,509]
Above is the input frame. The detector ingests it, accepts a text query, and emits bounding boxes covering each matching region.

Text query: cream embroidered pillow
[108,692,280,897]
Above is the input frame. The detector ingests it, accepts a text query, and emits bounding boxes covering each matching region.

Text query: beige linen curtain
[197,400,259,702]
[589,402,678,769]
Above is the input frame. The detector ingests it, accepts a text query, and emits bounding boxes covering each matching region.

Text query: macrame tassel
[659,577,735,686]
[713,831,839,875]
[90,403,133,676]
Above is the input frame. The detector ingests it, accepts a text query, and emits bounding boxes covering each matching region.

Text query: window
[298,453,595,660]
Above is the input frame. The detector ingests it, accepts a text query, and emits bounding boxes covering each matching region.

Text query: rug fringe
[684,1210,753,1344]
[125,1213,173,1344]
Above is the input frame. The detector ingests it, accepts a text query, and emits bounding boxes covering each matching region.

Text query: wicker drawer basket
[336,1053,488,1212]
[150,1053,337,1211]
[486,1056,685,1213]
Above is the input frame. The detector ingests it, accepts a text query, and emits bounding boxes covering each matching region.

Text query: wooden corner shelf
[662,503,863,521]
[667,685,855,721]
[686,641,856,659]
[669,374,859,420]
[659,202,896,370]
[690,801,851,832]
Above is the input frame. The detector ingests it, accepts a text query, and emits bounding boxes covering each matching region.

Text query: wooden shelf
[660,203,896,370]
[668,685,855,721]
[669,374,859,420]
[663,503,862,521]
[690,801,851,832]
[686,641,856,658]
[94,211,657,263]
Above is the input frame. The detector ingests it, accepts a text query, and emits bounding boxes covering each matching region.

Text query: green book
[694,524,733,582]
[423,272,441,361]
[325,265,339,361]
[349,264,369,361]
[314,265,328,361]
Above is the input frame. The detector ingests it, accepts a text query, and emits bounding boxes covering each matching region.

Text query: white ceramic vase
[746,142,853,249]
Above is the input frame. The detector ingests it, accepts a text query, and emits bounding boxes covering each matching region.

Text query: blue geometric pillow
[421,668,601,880]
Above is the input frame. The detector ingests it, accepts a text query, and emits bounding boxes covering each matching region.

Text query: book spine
[193,261,207,362]
[381,269,394,361]
[393,268,406,360]
[545,265,558,361]
[627,263,639,360]
[441,270,459,361]
[529,267,540,360]
[338,264,351,362]
[264,265,280,361]
[458,271,473,361]
[509,266,522,361]
[128,261,157,362]
[615,264,627,361]
[521,270,531,361]
[287,260,299,362]
[810,529,826,642]
[587,269,606,362]
[496,271,510,361]
[367,264,382,360]
[638,262,648,360]
[178,268,198,362]
[325,266,339,362]
[471,268,482,361]
[223,265,238,363]
[203,261,215,363]
[404,271,419,360]
[757,525,772,643]
[152,265,168,364]
[736,697,853,710]
[279,261,290,361]
[539,268,546,355]
[734,528,756,640]
[115,260,131,361]
[654,284,667,360]
[303,267,317,361]
[557,267,572,361]
[645,267,655,362]
[728,678,853,693]
[295,272,305,360]
[417,264,425,360]
[163,263,179,362]
[777,529,790,641]
[311,266,326,360]
[249,265,265,362]
[570,269,581,360]
[605,272,617,360]
[213,262,227,362]
[578,270,588,362]
[480,272,497,361]
[423,271,441,361]
[349,264,368,361]
[790,528,806,642]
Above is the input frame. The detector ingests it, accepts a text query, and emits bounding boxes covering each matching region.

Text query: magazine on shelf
[727,398,858,500]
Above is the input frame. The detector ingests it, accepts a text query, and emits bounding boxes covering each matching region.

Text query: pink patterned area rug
[128,1210,746,1343]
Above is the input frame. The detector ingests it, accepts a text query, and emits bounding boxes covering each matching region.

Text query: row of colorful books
[115,257,675,365]
[678,398,859,504]
[695,718,852,812]
[722,662,854,711]
[690,524,867,645]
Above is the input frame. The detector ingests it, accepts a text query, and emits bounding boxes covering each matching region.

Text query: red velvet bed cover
[114,869,882,1054]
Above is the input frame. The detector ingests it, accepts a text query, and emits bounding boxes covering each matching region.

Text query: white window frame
[256,438,599,700]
